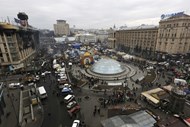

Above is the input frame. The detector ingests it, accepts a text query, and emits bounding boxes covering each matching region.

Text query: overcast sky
[1,0,190,30]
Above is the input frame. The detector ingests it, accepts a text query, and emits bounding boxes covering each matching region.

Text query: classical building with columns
[0,23,39,72]
[115,25,158,56]
[156,14,190,54]
[114,13,190,57]
[113,12,190,57]
[54,20,70,36]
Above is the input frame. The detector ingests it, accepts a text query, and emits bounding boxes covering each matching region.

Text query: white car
[63,83,71,88]
[41,73,45,77]
[9,83,23,89]
[58,73,66,77]
[44,71,51,74]
[60,75,67,80]
[35,75,40,81]
[72,120,80,127]
[67,101,77,109]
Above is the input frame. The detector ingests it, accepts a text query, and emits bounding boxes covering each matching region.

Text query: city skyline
[1,0,190,30]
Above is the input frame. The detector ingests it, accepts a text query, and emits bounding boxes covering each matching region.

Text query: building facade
[107,28,116,49]
[54,20,70,36]
[156,14,190,54]
[115,13,190,56]
[0,82,5,123]
[0,23,39,73]
[75,33,96,44]
[95,30,109,43]
[115,25,158,56]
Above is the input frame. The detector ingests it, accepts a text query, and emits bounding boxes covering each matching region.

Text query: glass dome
[91,58,125,75]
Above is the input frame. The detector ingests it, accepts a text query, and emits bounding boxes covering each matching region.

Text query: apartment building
[0,23,39,72]
[54,20,70,36]
[107,28,116,49]
[115,25,158,54]
[156,14,190,54]
[115,13,190,56]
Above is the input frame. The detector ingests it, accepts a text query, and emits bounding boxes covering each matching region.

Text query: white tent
[53,64,60,69]
[122,54,133,60]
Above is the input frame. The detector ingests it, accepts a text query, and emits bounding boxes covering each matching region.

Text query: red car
[68,105,80,117]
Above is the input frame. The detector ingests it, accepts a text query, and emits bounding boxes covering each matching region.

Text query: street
[38,74,75,127]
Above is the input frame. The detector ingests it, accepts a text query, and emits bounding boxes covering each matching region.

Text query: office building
[114,13,190,56]
[156,13,190,54]
[107,28,116,49]
[0,22,39,73]
[115,25,158,54]
[54,20,70,36]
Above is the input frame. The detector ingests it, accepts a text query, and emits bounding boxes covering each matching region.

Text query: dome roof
[91,58,125,75]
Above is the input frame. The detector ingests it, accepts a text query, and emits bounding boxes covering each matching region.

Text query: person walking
[97,107,100,114]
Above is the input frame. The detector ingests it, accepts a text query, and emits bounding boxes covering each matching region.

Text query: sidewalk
[21,104,44,127]
[0,76,44,127]
[0,88,20,127]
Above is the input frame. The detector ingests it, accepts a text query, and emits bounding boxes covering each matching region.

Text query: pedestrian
[97,107,100,114]
[93,111,96,116]
[11,93,15,98]
[24,118,27,123]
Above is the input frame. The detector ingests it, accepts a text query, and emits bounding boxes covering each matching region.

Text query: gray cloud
[1,0,190,29]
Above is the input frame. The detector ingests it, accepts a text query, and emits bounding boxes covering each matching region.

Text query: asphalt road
[37,74,76,127]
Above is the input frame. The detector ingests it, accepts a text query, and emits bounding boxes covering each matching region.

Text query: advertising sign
[161,12,184,20]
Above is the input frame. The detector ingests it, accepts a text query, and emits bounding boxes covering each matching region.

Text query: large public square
[1,41,190,127]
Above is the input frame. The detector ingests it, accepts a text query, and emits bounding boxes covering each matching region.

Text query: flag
[14,18,20,24]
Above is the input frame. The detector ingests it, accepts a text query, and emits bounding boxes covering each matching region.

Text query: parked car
[67,101,77,109]
[9,83,23,89]
[68,105,80,117]
[61,87,73,95]
[35,75,40,81]
[64,94,75,104]
[63,83,71,88]
[72,120,80,127]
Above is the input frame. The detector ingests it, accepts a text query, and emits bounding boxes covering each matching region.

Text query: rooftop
[101,110,157,127]
[119,24,158,30]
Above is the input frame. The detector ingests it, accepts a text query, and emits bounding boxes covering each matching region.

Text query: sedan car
[67,101,77,109]
[72,120,80,127]
[9,83,23,89]
[61,87,73,95]
[68,105,80,117]
[63,83,71,88]
[35,75,40,81]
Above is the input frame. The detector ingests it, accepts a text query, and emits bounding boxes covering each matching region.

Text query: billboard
[161,12,184,20]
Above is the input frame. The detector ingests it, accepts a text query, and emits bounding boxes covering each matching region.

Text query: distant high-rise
[53,20,70,36]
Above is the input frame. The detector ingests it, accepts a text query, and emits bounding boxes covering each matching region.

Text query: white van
[174,78,187,86]
[38,86,48,99]
[64,94,75,103]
